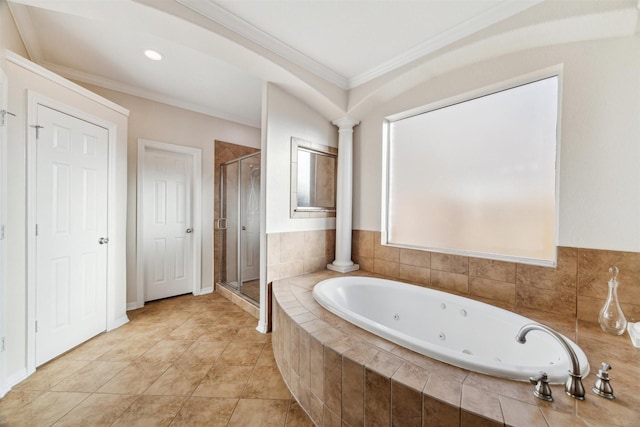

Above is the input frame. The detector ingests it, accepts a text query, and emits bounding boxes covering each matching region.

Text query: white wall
[264,83,338,234]
[81,85,261,305]
[354,36,640,253]
[3,55,129,383]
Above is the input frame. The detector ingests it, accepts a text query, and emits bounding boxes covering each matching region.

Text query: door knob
[186,228,193,233]
[98,237,109,244]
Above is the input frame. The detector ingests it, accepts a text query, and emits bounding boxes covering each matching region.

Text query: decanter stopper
[598,266,627,335]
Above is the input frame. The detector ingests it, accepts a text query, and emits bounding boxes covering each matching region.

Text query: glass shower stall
[218,153,261,304]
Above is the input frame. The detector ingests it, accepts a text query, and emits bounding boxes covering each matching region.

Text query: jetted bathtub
[313,276,589,383]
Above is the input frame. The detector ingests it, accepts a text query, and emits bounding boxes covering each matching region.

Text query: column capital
[332,117,360,130]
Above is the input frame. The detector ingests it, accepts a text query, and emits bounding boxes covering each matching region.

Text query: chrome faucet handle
[530,371,553,402]
[592,362,615,399]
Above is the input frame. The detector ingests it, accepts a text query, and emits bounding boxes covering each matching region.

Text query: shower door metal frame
[218,152,260,302]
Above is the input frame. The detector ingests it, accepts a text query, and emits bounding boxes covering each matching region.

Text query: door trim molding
[136,139,202,308]
[26,91,119,372]
[0,67,8,397]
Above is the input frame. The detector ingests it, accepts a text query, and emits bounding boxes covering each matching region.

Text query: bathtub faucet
[515,323,585,400]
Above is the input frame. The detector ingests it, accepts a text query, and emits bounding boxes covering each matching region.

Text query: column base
[327,262,360,274]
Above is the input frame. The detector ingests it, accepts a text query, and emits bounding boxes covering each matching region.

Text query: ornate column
[327,117,360,273]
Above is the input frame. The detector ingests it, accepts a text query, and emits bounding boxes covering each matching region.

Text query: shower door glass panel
[239,155,260,302]
[220,161,239,289]
[219,153,261,303]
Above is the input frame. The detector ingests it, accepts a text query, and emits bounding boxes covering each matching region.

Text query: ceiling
[6,0,640,128]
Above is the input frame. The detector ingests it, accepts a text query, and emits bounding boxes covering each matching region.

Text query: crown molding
[41,61,260,128]
[5,51,129,116]
[176,0,350,90]
[7,2,43,62]
[347,0,542,88]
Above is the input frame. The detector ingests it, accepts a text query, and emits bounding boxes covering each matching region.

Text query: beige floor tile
[96,338,159,362]
[52,393,138,426]
[227,398,290,426]
[219,341,265,366]
[242,366,292,400]
[60,336,124,361]
[170,396,238,426]
[0,391,88,426]
[168,322,210,341]
[0,389,44,416]
[1,293,312,426]
[97,361,171,394]
[285,400,315,427]
[176,340,229,364]
[192,365,254,398]
[197,325,240,341]
[234,325,271,343]
[144,363,212,396]
[51,361,130,392]
[111,395,186,426]
[138,339,193,363]
[13,360,90,391]
[257,345,278,367]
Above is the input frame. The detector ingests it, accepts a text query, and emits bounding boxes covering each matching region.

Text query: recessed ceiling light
[144,49,163,61]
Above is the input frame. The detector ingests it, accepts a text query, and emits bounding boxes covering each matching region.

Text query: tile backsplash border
[352,230,640,324]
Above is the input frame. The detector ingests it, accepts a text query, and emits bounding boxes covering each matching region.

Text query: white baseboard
[107,315,129,331]
[6,367,29,391]
[256,320,268,334]
[126,301,144,311]
[196,286,213,296]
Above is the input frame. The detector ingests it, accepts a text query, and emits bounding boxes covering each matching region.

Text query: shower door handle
[216,218,227,230]
[186,228,193,233]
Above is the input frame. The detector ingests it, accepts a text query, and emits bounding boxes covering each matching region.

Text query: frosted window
[384,76,559,265]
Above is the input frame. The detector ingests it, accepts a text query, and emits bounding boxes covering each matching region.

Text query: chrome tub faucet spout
[516,323,585,400]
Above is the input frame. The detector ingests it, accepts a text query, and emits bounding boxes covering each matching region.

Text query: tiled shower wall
[353,230,640,323]
[267,230,335,283]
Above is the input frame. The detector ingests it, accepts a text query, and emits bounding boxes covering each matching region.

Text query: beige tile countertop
[271,270,640,427]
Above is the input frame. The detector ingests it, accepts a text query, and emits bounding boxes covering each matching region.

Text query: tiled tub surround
[272,270,640,426]
[352,231,640,323]
[267,230,336,283]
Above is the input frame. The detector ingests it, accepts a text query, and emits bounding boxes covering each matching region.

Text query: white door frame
[26,91,119,373]
[136,139,202,308]
[0,67,8,396]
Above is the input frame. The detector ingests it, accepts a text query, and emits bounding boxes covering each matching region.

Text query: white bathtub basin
[313,276,589,383]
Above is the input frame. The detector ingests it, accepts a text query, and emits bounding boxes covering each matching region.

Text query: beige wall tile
[516,286,576,317]
[498,395,547,427]
[578,248,640,304]
[356,256,374,272]
[374,232,400,262]
[424,396,459,427]
[469,277,515,306]
[353,230,375,258]
[431,253,469,274]
[373,259,399,278]
[323,347,342,417]
[342,357,365,426]
[516,247,577,294]
[400,248,431,268]
[304,230,326,259]
[460,384,503,425]
[399,264,430,286]
[267,234,280,266]
[391,382,422,426]
[280,232,305,263]
[468,258,516,283]
[309,338,324,401]
[431,270,469,294]
[364,369,391,426]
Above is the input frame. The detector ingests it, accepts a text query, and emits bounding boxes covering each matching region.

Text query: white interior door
[35,104,108,366]
[143,148,194,301]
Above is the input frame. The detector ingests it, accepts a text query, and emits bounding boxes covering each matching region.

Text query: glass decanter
[598,266,627,335]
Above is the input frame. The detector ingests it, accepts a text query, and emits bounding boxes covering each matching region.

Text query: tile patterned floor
[0,292,313,426]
